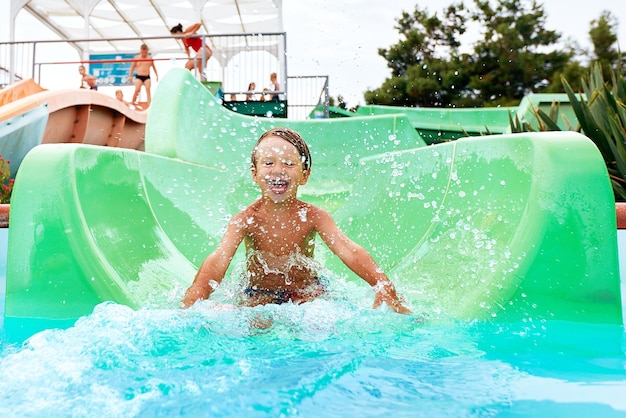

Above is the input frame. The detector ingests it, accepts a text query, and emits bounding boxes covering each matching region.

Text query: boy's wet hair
[170,23,183,33]
[251,128,311,172]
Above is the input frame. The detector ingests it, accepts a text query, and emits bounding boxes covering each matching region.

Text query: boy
[78,65,97,90]
[115,89,128,106]
[182,128,411,314]
[128,44,158,105]
[269,72,280,101]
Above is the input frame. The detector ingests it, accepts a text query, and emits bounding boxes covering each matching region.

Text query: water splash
[2,301,624,417]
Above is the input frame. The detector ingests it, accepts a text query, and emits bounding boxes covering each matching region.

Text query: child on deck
[115,89,128,106]
[181,128,411,314]
[128,43,158,106]
[78,65,97,90]
[269,72,280,101]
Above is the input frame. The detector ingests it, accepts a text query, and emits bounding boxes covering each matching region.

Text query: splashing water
[1,297,625,417]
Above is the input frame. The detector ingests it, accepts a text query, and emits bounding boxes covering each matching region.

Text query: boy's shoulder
[296,200,333,222]
[230,200,262,221]
[235,199,326,216]
[233,199,329,216]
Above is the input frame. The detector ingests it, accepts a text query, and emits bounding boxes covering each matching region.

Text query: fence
[287,75,329,119]
[0,40,33,88]
[0,33,329,119]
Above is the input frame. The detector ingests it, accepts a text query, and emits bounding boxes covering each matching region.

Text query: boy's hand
[372,282,412,314]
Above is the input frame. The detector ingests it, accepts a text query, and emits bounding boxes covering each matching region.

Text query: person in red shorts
[170,22,213,78]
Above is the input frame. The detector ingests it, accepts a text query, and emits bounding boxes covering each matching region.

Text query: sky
[2,0,626,106]
[282,0,626,106]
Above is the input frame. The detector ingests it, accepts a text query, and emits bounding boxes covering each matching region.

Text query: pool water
[0,228,625,417]
[1,285,626,416]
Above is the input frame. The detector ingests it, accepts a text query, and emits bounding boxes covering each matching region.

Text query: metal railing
[287,75,329,120]
[0,33,330,119]
[0,41,32,88]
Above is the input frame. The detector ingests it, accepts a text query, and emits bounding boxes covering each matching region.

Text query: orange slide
[0,79,146,151]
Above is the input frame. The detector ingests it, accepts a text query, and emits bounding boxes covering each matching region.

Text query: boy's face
[78,66,85,75]
[252,136,309,204]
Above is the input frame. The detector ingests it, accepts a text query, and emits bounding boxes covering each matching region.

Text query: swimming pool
[1,68,625,416]
[1,231,625,417]
[1,293,625,416]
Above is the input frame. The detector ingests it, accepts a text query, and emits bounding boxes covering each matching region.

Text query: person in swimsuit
[181,127,411,314]
[170,22,213,78]
[78,65,97,90]
[128,43,158,106]
[269,72,280,101]
[115,89,128,106]
[246,82,256,101]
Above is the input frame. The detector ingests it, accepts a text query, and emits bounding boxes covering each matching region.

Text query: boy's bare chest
[246,214,315,253]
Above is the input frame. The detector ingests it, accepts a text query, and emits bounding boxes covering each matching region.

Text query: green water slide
[4,69,622,332]
[354,93,582,144]
[515,93,582,131]
[355,105,515,144]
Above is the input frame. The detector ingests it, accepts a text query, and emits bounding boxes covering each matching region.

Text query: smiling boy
[181,127,410,313]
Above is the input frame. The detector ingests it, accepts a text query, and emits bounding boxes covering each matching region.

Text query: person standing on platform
[128,43,158,106]
[170,22,213,79]
[269,72,280,101]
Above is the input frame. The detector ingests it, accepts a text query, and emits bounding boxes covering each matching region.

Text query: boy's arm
[151,60,159,81]
[314,208,411,314]
[181,214,247,308]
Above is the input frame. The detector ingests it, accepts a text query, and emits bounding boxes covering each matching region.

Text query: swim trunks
[135,75,150,82]
[244,278,327,305]
[90,85,98,91]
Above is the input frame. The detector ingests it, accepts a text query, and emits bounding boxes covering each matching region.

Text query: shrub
[508,63,626,201]
[0,154,14,203]
[563,63,626,201]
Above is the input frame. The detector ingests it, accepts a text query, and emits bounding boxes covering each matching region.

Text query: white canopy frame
[7,0,284,84]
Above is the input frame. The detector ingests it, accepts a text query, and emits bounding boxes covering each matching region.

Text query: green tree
[589,10,619,76]
[364,3,473,107]
[546,60,586,93]
[366,0,572,107]
[328,95,347,110]
[467,0,571,106]
[547,10,620,93]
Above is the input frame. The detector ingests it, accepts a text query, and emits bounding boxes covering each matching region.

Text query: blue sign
[89,53,135,86]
